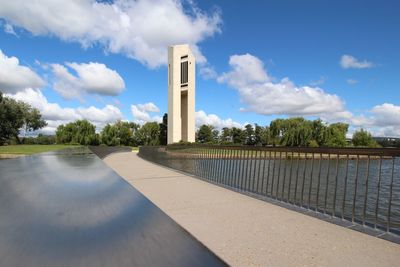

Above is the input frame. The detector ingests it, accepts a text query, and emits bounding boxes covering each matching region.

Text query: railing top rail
[158,145,400,157]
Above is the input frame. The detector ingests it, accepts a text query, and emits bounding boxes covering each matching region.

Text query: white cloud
[218,53,346,117]
[218,54,270,88]
[0,50,45,93]
[0,0,221,68]
[329,103,400,137]
[340,54,374,69]
[7,88,123,133]
[131,102,162,124]
[199,65,217,80]
[371,103,400,126]
[196,110,243,130]
[51,62,125,100]
[347,79,358,85]
[3,22,17,36]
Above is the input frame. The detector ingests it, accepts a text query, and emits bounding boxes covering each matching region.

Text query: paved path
[104,152,400,267]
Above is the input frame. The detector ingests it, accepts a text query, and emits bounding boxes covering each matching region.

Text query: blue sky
[0,0,399,136]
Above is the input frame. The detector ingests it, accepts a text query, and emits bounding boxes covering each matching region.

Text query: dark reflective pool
[0,148,226,267]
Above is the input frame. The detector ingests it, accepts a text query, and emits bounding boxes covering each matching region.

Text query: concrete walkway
[104,152,400,267]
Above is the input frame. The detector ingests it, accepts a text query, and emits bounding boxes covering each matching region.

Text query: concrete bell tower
[168,44,195,144]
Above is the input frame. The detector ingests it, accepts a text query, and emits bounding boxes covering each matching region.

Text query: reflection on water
[0,149,226,267]
[141,149,400,234]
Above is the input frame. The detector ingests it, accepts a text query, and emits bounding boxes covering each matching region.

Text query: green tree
[231,127,245,144]
[212,129,220,144]
[259,126,271,146]
[196,125,213,143]
[101,121,136,146]
[0,92,47,145]
[352,129,378,147]
[220,127,233,144]
[159,113,168,145]
[135,122,160,145]
[56,120,99,145]
[244,124,256,145]
[324,123,348,147]
[269,117,349,147]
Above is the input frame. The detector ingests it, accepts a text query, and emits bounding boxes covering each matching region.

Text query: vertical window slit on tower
[181,58,188,85]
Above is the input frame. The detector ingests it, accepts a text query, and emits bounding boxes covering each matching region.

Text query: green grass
[0,144,80,155]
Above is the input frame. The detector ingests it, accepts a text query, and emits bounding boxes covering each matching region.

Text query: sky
[0,0,399,137]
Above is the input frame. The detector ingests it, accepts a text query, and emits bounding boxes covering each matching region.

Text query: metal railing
[139,145,400,235]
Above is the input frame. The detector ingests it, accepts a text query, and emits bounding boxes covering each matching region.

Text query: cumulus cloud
[218,53,346,117]
[131,102,162,124]
[7,88,123,133]
[0,0,221,68]
[196,110,243,130]
[0,50,45,93]
[340,55,374,69]
[371,103,400,126]
[51,62,125,100]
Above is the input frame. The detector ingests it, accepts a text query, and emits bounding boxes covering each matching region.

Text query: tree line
[55,114,168,146]
[197,117,379,148]
[0,92,388,148]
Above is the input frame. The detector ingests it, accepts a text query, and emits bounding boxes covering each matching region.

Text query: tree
[324,123,348,147]
[212,129,220,144]
[196,125,214,143]
[220,127,233,144]
[244,124,256,145]
[101,121,136,146]
[268,117,349,147]
[135,122,160,146]
[231,127,245,144]
[56,120,99,145]
[0,92,47,145]
[159,113,168,145]
[259,126,271,146]
[352,129,378,147]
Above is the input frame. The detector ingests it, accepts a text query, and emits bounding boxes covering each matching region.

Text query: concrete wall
[168,44,195,144]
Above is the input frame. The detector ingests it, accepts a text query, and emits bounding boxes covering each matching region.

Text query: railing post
[271,151,277,197]
[281,151,288,201]
[342,154,350,219]
[265,151,272,196]
[362,155,371,226]
[333,154,340,217]
[275,151,282,199]
[234,149,241,188]
[352,155,360,223]
[300,153,308,207]
[294,153,300,205]
[316,153,322,211]
[249,150,258,192]
[387,157,395,232]
[308,153,315,209]
[324,154,331,214]
[288,151,294,203]
[260,150,268,196]
[374,156,382,229]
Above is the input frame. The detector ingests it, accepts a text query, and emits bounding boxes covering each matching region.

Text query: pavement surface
[104,151,400,267]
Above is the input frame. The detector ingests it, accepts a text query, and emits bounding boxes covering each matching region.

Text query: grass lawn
[0,144,81,155]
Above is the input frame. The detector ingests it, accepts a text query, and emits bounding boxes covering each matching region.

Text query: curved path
[0,148,225,267]
[104,152,400,267]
